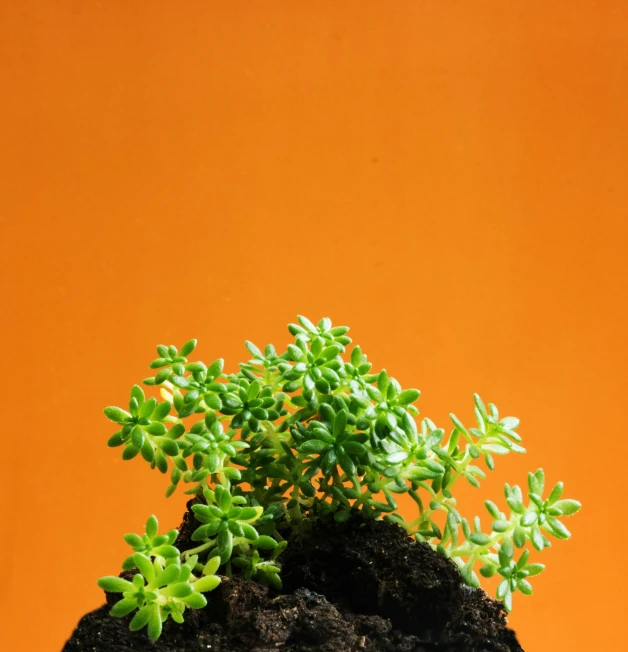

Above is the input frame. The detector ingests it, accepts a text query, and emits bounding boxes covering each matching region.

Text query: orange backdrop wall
[1,2,627,650]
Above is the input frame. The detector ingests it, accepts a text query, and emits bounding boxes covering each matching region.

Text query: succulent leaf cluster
[100,316,580,640]
[97,516,220,641]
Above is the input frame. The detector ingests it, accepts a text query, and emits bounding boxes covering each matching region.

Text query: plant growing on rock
[100,316,580,640]
[98,515,220,640]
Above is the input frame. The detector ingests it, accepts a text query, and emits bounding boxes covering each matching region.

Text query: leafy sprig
[120,515,179,570]
[98,516,221,641]
[100,316,581,640]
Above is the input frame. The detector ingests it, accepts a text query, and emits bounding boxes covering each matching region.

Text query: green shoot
[98,515,221,641]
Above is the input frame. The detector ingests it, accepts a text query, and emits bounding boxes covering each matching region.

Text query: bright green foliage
[105,384,178,470]
[232,548,283,590]
[100,316,581,639]
[120,515,179,570]
[98,516,221,641]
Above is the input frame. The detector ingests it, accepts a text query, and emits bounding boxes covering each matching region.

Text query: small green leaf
[215,485,232,512]
[533,468,545,494]
[207,358,224,378]
[160,439,179,457]
[498,539,514,566]
[480,564,496,578]
[107,432,124,448]
[500,417,520,430]
[146,422,167,436]
[155,564,180,586]
[154,449,168,473]
[256,535,278,550]
[109,598,138,617]
[377,370,389,394]
[531,526,544,550]
[449,413,469,436]
[333,410,347,437]
[338,450,355,476]
[237,506,261,522]
[130,384,145,406]
[473,394,487,418]
[155,368,172,384]
[168,583,193,598]
[513,526,526,548]
[288,344,304,361]
[245,340,263,359]
[297,315,317,333]
[182,592,207,609]
[547,482,564,504]
[551,499,581,516]
[518,579,533,596]
[545,517,571,539]
[153,401,172,421]
[194,575,221,592]
[130,425,143,449]
[397,389,420,406]
[205,394,222,410]
[469,532,491,546]
[248,380,261,400]
[124,533,143,548]
[104,407,131,424]
[122,444,140,461]
[492,520,510,533]
[97,576,134,593]
[139,397,157,419]
[300,440,328,454]
[147,604,163,641]
[344,441,367,456]
[218,527,233,562]
[129,605,152,632]
[204,556,221,576]
[181,339,197,356]
[520,512,537,527]
[496,579,509,600]
[528,471,541,494]
[524,563,545,577]
[461,561,480,588]
[482,443,510,455]
[334,510,351,522]
[228,520,244,537]
[133,553,155,582]
[322,345,341,361]
[386,451,409,464]
[141,439,155,463]
[152,544,179,558]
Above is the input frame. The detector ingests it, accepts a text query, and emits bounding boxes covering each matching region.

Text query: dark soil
[63,507,524,651]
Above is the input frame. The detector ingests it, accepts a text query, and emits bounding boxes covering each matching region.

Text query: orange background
[1,2,627,650]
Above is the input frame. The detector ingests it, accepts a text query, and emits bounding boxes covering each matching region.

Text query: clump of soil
[63,508,524,651]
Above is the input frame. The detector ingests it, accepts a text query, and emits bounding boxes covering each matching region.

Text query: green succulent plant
[98,516,221,641]
[99,316,580,640]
